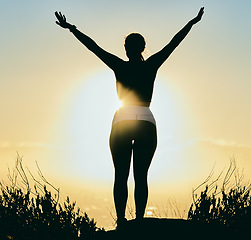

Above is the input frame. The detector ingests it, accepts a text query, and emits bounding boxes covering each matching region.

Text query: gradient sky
[1,0,251,229]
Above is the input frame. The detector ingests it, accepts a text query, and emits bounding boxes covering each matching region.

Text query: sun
[57,69,185,184]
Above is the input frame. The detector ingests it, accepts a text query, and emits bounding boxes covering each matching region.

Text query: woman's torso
[113,60,158,107]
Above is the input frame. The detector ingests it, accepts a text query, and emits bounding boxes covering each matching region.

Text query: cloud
[0,141,54,149]
[18,142,52,148]
[192,138,251,149]
[0,141,11,148]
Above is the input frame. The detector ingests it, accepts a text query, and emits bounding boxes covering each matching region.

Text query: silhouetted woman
[55,7,204,228]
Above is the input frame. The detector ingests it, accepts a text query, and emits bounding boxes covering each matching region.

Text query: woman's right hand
[192,7,205,24]
[55,11,72,29]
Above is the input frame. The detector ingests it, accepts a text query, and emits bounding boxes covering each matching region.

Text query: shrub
[188,158,251,237]
[0,154,103,240]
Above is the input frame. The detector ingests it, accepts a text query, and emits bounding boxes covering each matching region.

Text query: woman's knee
[133,171,148,185]
[114,170,130,184]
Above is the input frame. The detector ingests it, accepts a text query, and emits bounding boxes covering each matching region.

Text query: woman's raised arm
[147,7,204,69]
[55,11,123,70]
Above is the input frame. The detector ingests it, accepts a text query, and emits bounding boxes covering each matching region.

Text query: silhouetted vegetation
[188,158,251,237]
[1,154,250,238]
[0,154,103,240]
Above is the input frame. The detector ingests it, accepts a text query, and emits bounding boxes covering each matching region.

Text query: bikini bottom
[112,105,156,127]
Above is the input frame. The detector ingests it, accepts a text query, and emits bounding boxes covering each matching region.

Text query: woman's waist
[121,101,151,107]
[116,104,152,115]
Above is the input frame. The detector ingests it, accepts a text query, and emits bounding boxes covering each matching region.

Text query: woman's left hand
[55,11,71,29]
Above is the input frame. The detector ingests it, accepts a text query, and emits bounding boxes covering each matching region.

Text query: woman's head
[124,33,146,61]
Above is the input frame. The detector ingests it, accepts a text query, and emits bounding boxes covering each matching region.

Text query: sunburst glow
[58,70,186,184]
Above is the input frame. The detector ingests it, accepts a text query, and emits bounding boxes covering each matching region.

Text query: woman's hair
[124,33,146,60]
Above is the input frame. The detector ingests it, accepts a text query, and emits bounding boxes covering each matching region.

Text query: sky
[1,0,251,229]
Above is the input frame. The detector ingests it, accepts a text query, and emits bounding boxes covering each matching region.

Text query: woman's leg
[133,121,157,219]
[109,121,134,221]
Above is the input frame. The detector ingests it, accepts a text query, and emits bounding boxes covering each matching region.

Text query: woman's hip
[111,105,156,127]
